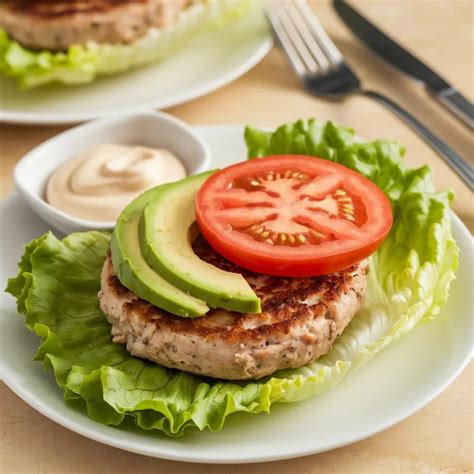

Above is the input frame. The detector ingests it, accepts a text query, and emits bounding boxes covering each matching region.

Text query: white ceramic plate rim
[0,41,272,126]
[0,125,472,464]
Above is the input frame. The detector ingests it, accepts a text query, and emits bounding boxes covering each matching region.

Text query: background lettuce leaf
[6,119,458,436]
[0,0,250,88]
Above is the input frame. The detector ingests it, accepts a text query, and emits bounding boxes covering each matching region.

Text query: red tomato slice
[195,155,393,277]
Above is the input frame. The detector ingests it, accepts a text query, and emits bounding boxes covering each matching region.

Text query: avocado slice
[140,171,261,313]
[111,185,209,318]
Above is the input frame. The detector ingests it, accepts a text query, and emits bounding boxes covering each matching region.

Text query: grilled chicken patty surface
[99,237,368,380]
[0,0,191,50]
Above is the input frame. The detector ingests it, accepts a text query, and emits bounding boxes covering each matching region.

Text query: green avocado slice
[110,185,209,318]
[140,172,261,314]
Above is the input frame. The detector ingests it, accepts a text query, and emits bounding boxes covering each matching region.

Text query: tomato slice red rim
[196,155,393,277]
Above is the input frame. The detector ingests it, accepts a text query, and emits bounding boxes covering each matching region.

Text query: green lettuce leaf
[6,119,458,436]
[0,0,251,89]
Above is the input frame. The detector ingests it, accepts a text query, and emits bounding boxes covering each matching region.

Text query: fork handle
[360,89,473,190]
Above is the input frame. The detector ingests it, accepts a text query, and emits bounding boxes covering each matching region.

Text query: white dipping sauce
[46,144,187,221]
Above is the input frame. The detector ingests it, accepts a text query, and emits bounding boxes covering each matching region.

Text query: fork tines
[265,0,343,77]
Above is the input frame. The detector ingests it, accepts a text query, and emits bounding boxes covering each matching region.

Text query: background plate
[0,126,472,463]
[0,9,272,125]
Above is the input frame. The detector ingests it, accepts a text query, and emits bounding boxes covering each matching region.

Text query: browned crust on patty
[1,1,151,18]
[99,236,368,379]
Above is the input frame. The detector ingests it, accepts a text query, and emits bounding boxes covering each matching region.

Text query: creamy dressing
[46,144,187,221]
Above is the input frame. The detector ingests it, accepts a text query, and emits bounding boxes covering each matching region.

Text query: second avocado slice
[140,171,261,313]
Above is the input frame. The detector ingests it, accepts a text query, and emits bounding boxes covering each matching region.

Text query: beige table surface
[0,1,473,473]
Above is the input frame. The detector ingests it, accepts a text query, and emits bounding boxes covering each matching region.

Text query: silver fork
[265,0,473,190]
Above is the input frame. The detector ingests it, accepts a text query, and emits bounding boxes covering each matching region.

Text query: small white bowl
[14,112,211,235]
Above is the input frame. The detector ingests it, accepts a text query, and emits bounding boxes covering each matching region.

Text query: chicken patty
[99,237,368,380]
[0,0,192,50]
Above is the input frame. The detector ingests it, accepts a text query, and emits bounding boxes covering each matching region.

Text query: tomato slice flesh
[196,155,393,277]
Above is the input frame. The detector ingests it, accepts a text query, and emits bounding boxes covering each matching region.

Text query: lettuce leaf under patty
[6,120,458,436]
[0,0,251,89]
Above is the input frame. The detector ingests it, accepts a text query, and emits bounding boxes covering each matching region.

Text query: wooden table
[1,1,472,473]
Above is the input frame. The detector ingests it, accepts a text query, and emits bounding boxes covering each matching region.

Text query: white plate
[0,126,472,464]
[0,9,272,125]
